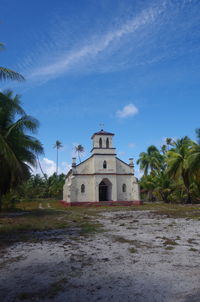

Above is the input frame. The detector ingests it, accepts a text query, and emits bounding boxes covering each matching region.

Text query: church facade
[63,130,140,203]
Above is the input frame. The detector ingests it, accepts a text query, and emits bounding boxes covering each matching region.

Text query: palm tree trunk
[37,155,47,180]
[56,148,58,174]
[0,192,2,211]
[186,189,191,204]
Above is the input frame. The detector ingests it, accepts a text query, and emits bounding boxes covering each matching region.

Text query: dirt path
[0,210,200,302]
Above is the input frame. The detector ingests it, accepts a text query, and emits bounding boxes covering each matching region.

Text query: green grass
[165,246,175,250]
[162,237,178,246]
[17,277,68,300]
[189,247,198,252]
[128,247,137,254]
[1,200,200,247]
[0,200,106,246]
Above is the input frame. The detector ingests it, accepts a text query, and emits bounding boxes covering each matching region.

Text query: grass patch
[80,222,104,235]
[113,236,150,249]
[17,277,68,300]
[1,200,200,246]
[113,236,136,244]
[165,246,175,250]
[187,238,198,244]
[128,247,137,253]
[0,255,25,268]
[189,247,198,252]
[162,237,178,246]
[0,200,105,246]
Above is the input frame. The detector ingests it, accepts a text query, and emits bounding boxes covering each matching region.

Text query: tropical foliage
[17,173,66,200]
[138,131,200,203]
[75,144,84,163]
[0,90,43,209]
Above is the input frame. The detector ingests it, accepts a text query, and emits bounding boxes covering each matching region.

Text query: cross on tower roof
[99,123,104,130]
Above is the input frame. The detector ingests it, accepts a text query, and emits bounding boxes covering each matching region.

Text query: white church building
[63,130,140,204]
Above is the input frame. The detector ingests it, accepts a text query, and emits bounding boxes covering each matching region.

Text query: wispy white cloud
[128,142,136,148]
[15,0,200,87]
[116,104,139,118]
[22,3,164,82]
[32,157,71,176]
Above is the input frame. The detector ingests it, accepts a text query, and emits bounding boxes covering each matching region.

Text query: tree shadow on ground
[0,254,196,302]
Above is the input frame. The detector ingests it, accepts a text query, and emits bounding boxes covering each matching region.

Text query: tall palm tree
[0,42,25,81]
[75,144,84,163]
[165,137,175,150]
[137,145,163,176]
[54,140,63,174]
[0,90,43,209]
[167,136,193,203]
[195,128,200,145]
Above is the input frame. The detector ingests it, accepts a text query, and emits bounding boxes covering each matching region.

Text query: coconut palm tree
[0,42,25,81]
[195,128,200,145]
[137,145,163,176]
[75,144,84,163]
[166,136,193,203]
[54,140,63,174]
[0,90,43,209]
[165,137,175,150]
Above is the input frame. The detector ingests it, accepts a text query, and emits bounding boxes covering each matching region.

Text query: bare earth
[1,210,200,302]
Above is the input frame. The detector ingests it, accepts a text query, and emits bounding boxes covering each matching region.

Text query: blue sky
[1,0,200,176]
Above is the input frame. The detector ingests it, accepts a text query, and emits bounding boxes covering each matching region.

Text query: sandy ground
[0,210,200,302]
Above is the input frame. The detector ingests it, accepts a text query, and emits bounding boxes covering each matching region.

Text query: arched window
[106,138,109,148]
[81,184,85,193]
[122,184,126,192]
[103,160,107,169]
[99,138,102,148]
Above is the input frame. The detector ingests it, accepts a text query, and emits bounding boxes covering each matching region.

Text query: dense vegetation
[137,132,200,203]
[15,173,66,201]
[0,91,43,209]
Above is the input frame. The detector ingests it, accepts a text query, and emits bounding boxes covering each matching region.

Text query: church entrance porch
[99,179,112,201]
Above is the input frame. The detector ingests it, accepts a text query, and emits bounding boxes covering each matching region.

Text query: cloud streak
[32,157,71,176]
[16,0,200,86]
[25,3,164,82]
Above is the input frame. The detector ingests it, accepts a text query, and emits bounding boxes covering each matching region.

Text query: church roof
[91,129,114,139]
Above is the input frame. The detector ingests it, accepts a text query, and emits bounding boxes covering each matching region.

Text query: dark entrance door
[99,181,108,201]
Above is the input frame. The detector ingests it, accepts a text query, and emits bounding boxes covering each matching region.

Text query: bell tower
[91,129,116,155]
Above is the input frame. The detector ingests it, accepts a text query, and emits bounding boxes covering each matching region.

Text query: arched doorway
[99,179,112,201]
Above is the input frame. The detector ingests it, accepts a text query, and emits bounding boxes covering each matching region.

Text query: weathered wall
[116,175,140,201]
[75,157,94,174]
[116,158,132,174]
[93,135,113,148]
[70,175,95,202]
[93,155,116,174]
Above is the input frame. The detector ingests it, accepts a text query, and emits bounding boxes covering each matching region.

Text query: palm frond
[0,67,25,81]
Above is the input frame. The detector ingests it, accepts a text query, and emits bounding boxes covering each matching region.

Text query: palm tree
[0,42,25,81]
[167,136,193,203]
[165,137,175,150]
[54,140,63,174]
[36,154,47,180]
[139,174,156,201]
[0,90,43,209]
[75,144,84,163]
[137,145,163,176]
[195,128,200,145]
